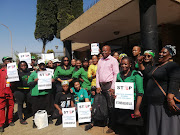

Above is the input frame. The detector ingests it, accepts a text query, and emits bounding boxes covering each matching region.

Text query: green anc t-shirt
[71,87,88,104]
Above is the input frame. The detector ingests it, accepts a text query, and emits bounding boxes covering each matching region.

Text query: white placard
[77,102,91,123]
[7,62,19,82]
[46,68,54,77]
[62,107,76,128]
[91,43,99,55]
[38,71,52,90]
[18,52,32,68]
[115,82,134,110]
[41,53,54,62]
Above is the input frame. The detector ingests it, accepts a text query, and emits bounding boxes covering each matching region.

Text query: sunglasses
[144,55,151,58]
[64,60,69,61]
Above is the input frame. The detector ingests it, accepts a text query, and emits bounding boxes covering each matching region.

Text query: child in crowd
[53,80,74,126]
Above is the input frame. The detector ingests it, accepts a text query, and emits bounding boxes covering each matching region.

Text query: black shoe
[48,119,53,124]
[9,122,15,126]
[85,124,93,131]
[20,119,28,125]
[0,127,4,132]
[55,119,62,126]
[33,121,37,128]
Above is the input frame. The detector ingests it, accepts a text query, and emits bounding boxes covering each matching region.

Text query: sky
[0,0,94,62]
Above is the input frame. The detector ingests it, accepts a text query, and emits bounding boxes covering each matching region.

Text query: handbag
[152,63,180,113]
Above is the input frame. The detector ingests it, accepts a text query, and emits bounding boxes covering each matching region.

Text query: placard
[62,107,76,127]
[18,52,32,68]
[46,68,54,77]
[7,62,19,82]
[41,53,54,62]
[77,102,91,123]
[115,82,134,110]
[91,43,99,55]
[38,71,52,90]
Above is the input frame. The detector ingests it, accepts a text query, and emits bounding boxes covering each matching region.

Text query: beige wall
[60,0,132,41]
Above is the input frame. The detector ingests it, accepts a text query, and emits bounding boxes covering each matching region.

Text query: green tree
[55,0,83,38]
[34,0,57,53]
[47,49,55,53]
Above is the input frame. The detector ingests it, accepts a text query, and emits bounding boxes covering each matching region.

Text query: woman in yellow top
[88,55,98,86]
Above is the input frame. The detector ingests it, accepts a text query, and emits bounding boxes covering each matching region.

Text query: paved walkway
[2,104,115,135]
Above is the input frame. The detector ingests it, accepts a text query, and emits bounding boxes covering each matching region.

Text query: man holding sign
[0,57,15,132]
[28,59,54,128]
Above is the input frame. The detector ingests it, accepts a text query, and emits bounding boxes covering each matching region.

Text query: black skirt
[112,108,144,126]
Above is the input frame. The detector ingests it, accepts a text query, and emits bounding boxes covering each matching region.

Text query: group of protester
[0,44,180,135]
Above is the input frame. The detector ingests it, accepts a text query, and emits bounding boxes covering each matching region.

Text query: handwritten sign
[62,107,76,127]
[115,82,134,110]
[77,102,91,123]
[38,71,52,90]
[7,62,19,82]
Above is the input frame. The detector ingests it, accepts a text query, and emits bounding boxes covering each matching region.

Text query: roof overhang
[72,43,89,51]
[60,0,180,43]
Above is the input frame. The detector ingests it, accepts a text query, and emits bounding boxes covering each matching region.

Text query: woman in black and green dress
[54,57,74,93]
[138,45,180,135]
[14,61,31,125]
[112,57,144,135]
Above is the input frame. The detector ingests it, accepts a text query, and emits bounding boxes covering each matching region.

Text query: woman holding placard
[112,57,144,135]
[28,60,54,128]
[14,61,31,125]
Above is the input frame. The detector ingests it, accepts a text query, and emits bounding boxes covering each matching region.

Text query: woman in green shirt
[28,60,54,128]
[54,56,74,93]
[72,58,91,91]
[70,81,89,105]
[112,57,144,135]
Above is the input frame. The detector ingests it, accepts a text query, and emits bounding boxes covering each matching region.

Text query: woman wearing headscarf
[138,45,180,135]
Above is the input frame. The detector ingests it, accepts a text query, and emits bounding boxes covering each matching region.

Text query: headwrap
[119,53,127,59]
[144,50,155,58]
[61,80,69,86]
[164,45,176,56]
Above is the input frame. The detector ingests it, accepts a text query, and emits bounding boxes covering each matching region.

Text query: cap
[53,59,61,63]
[31,56,36,60]
[38,59,45,64]
[61,80,69,86]
[2,56,12,62]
